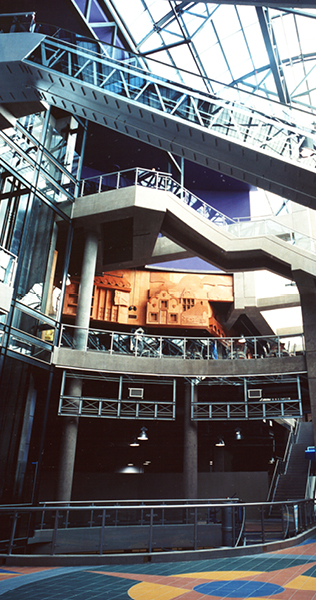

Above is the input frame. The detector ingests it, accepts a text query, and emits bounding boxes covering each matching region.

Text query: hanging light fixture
[130,438,140,447]
[215,437,225,447]
[235,428,243,441]
[137,427,148,441]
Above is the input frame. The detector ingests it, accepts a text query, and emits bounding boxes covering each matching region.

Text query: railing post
[65,507,70,528]
[110,332,114,354]
[99,509,106,555]
[117,171,120,189]
[261,505,265,544]
[148,508,154,553]
[89,504,94,527]
[8,511,19,555]
[194,507,198,550]
[80,179,84,196]
[51,509,59,555]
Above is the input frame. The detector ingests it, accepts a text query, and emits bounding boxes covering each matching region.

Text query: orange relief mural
[63,269,233,335]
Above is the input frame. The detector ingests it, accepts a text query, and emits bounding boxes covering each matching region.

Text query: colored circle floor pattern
[194,580,285,597]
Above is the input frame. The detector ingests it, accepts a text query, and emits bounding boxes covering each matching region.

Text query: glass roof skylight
[103,0,316,118]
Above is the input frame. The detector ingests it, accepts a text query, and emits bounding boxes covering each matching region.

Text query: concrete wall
[65,471,269,503]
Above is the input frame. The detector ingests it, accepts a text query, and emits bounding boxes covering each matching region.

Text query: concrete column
[56,380,81,501]
[294,270,316,447]
[183,382,198,499]
[56,230,98,501]
[75,230,99,349]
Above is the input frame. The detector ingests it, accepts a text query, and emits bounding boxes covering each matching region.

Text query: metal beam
[256,7,290,105]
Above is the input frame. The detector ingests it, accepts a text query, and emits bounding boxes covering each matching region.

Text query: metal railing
[79,167,316,255]
[22,29,316,174]
[59,324,304,361]
[0,246,17,287]
[0,498,314,557]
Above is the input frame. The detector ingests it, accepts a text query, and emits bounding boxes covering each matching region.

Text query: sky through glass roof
[104,0,316,121]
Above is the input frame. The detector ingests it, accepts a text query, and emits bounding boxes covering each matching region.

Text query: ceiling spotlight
[130,438,140,447]
[235,428,243,441]
[137,427,148,441]
[215,437,225,447]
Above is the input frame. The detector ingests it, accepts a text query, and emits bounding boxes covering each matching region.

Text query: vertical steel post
[99,509,106,555]
[8,511,18,555]
[51,509,59,555]
[261,505,265,543]
[148,508,154,553]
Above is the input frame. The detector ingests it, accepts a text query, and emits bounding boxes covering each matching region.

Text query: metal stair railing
[80,167,316,257]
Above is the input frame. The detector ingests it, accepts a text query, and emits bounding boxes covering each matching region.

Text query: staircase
[273,422,314,504]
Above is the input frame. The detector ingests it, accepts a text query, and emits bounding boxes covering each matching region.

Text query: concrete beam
[53,346,306,378]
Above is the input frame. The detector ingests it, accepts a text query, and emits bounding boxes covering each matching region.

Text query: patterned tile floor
[1,540,316,599]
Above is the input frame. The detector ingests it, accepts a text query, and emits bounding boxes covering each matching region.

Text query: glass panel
[16,198,55,311]
[11,307,56,345]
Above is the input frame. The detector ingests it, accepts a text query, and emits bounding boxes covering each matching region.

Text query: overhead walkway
[1,29,316,207]
[73,168,316,280]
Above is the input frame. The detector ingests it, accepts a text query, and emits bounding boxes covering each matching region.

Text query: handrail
[2,13,316,129]
[267,458,281,503]
[23,30,316,160]
[79,167,316,256]
[0,498,314,557]
[59,323,305,360]
[283,428,295,474]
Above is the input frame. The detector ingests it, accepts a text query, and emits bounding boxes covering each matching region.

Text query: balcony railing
[0,498,314,557]
[59,324,304,361]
